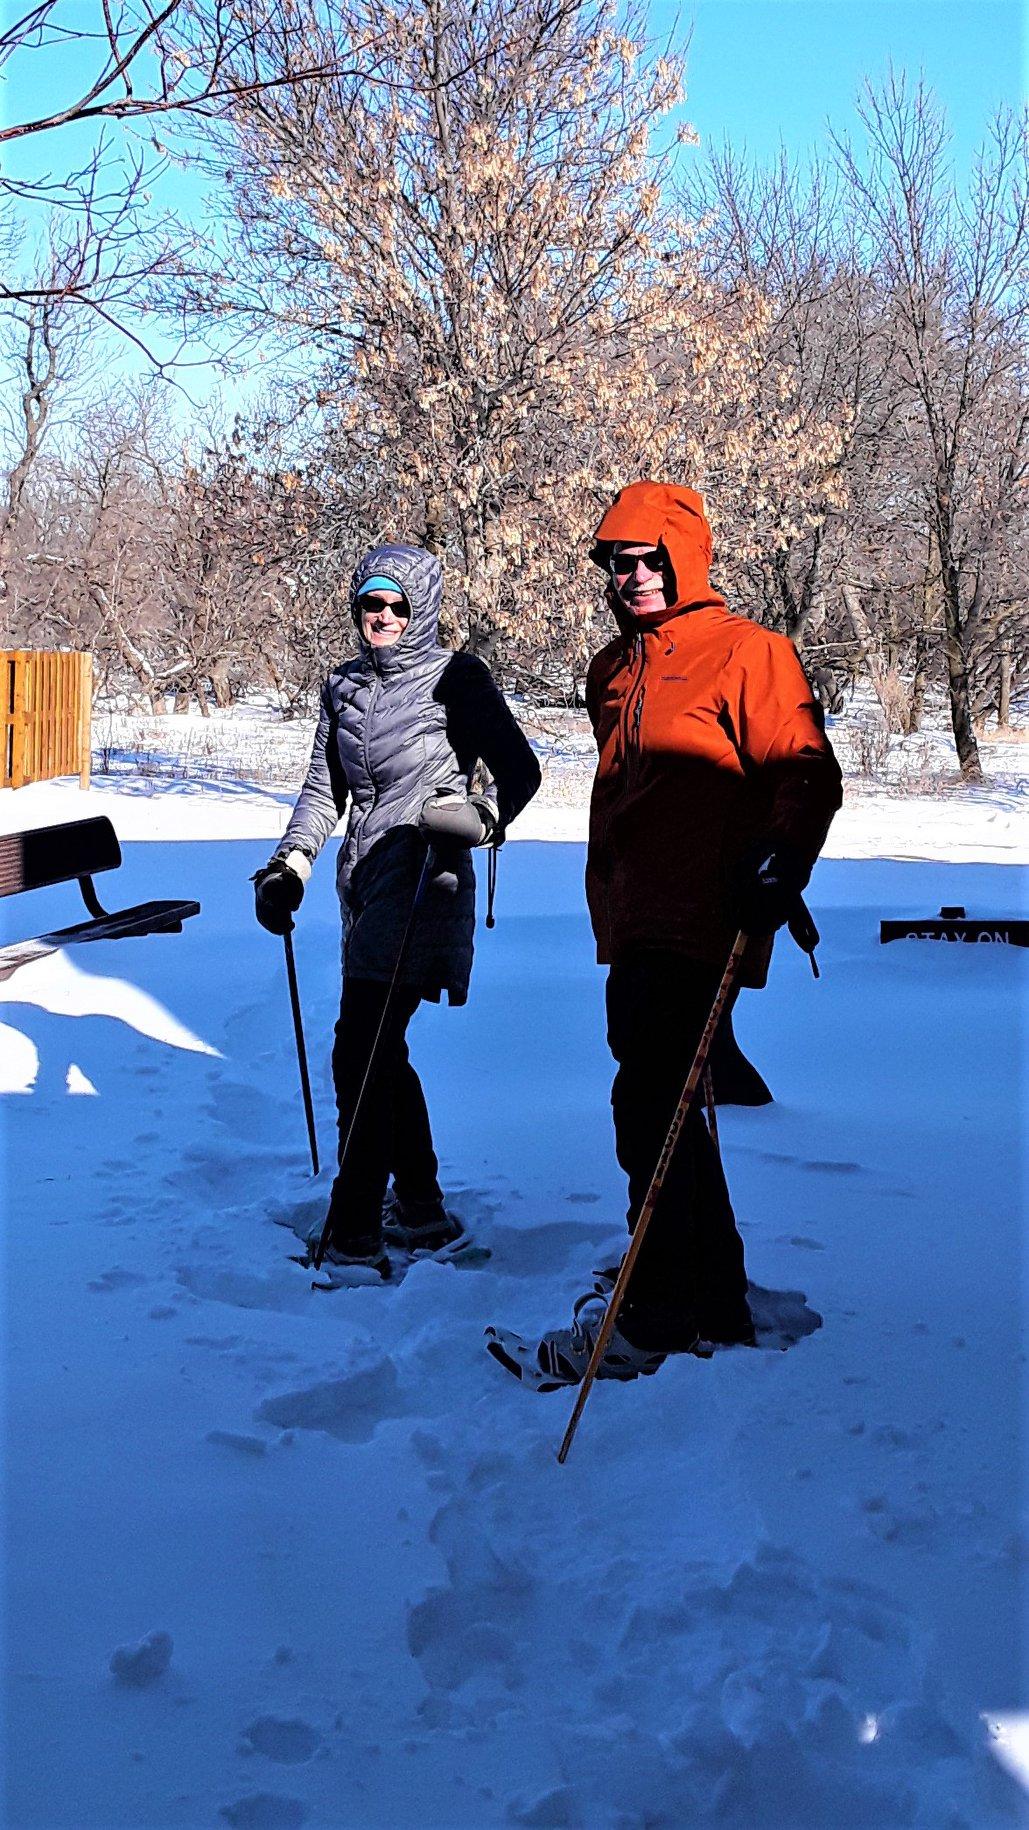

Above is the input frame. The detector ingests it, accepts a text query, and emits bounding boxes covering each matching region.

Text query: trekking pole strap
[702,1063,720,1154]
[788,895,820,978]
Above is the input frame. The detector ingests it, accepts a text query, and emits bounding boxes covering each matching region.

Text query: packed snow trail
[2,840,1024,1826]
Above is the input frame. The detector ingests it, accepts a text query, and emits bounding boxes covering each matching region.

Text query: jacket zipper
[601,635,646,947]
[623,634,647,783]
[618,634,645,769]
[361,671,381,828]
[630,678,646,771]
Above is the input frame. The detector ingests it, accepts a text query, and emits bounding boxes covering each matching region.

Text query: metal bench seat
[0,816,199,977]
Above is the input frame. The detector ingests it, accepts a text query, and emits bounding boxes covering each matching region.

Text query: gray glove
[418,792,496,847]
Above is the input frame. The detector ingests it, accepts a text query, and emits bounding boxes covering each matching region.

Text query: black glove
[418,792,496,848]
[252,858,305,935]
[737,849,806,937]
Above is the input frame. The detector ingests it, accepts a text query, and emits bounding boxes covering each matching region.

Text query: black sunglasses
[360,596,409,617]
[609,548,664,577]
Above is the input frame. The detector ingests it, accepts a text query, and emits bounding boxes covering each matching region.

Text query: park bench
[0,816,200,978]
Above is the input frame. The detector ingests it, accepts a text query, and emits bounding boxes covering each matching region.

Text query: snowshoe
[485,1292,667,1392]
[291,1233,392,1289]
[587,1262,755,1352]
[382,1189,465,1253]
[382,1190,491,1270]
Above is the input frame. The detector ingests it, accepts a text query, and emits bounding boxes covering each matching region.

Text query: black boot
[315,1180,391,1281]
[382,1189,464,1253]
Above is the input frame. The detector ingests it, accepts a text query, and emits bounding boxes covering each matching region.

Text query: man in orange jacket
[488,481,842,1388]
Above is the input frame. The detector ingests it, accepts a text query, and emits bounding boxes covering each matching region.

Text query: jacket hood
[590,481,727,630]
[350,543,444,669]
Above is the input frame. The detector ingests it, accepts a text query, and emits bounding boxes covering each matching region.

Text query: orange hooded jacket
[585,481,843,982]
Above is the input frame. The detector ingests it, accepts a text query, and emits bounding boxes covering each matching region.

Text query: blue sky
[6,0,1021,217]
[674,0,1024,175]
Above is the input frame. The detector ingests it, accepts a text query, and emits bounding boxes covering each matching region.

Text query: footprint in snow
[220,1795,308,1828]
[485,1217,619,1276]
[256,1355,411,1442]
[167,1149,258,1198]
[745,1283,824,1350]
[109,1630,173,1687]
[775,1234,826,1251]
[88,1267,149,1292]
[407,1496,531,1694]
[507,1785,578,1827]
[208,1082,291,1145]
[176,1265,310,1315]
[241,1717,321,1763]
[753,1149,864,1175]
[206,1430,269,1458]
[870,1424,918,1450]
[860,1493,938,1548]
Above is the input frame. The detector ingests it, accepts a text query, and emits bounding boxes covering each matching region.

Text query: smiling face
[608,542,671,618]
[359,590,410,648]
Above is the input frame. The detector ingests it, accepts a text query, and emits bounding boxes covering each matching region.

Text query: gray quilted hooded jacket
[276,543,541,1005]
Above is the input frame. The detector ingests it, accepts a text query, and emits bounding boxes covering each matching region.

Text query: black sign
[880,916,1028,948]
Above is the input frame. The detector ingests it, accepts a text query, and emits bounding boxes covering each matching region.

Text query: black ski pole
[311,843,434,1270]
[283,924,320,1176]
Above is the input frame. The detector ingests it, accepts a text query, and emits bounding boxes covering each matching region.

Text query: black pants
[607,952,750,1343]
[327,978,442,1247]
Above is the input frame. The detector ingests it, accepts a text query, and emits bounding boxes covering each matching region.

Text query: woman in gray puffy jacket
[253,543,541,1278]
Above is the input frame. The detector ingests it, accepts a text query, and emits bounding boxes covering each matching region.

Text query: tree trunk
[422,490,447,557]
[461,506,501,662]
[0,305,59,588]
[942,625,983,780]
[111,616,162,714]
[209,661,233,709]
[886,599,901,675]
[938,541,984,781]
[907,634,929,733]
[841,581,890,710]
[787,523,824,653]
[997,638,1012,730]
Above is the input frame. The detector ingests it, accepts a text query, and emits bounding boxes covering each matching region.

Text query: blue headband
[356,574,404,599]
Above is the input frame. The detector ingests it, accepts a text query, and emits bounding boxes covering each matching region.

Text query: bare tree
[680,147,896,658]
[835,75,1029,781]
[0,1,362,156]
[0,300,61,588]
[176,0,742,658]
[0,1,381,362]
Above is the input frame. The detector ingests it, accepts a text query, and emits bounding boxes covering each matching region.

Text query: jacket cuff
[278,847,313,883]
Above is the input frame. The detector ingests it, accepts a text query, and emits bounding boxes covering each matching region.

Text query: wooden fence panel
[0,651,93,790]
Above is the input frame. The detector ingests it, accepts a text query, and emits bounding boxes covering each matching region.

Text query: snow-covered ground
[16,697,1023,863]
[1,707,1026,1828]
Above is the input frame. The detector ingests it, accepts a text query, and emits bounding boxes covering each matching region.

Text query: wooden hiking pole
[556,930,749,1466]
